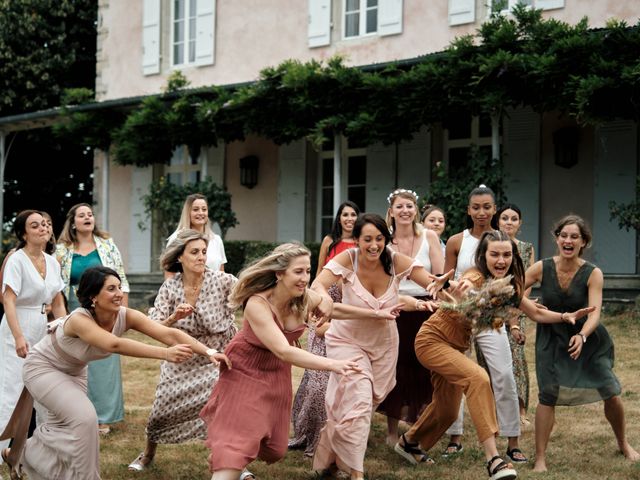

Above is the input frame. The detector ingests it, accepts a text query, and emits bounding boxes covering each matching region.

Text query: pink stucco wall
[97,0,635,101]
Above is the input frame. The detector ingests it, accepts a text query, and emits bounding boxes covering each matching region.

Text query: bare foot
[532,460,547,472]
[386,434,398,446]
[621,443,640,461]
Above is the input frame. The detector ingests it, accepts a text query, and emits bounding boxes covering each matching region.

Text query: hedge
[224,240,321,280]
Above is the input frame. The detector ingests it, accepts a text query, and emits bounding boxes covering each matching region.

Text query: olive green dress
[536,258,621,406]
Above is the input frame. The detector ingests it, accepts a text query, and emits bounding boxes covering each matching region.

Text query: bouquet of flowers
[439,276,516,333]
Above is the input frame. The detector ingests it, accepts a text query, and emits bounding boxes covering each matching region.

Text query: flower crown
[387,188,419,205]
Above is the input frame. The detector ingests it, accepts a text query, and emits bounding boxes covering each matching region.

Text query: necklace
[183,276,204,295]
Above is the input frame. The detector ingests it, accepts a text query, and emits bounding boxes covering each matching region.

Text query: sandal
[239,470,256,479]
[98,424,111,436]
[128,452,153,472]
[506,447,528,463]
[441,442,463,458]
[1,448,22,480]
[394,433,435,466]
[486,455,517,480]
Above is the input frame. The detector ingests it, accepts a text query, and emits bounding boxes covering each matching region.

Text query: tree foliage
[140,177,238,240]
[0,0,97,115]
[609,177,640,232]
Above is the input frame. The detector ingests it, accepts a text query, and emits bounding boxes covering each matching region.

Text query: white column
[491,113,500,161]
[333,133,342,213]
[0,131,5,247]
[101,150,110,231]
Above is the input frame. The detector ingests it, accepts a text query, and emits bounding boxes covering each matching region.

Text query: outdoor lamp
[239,155,259,189]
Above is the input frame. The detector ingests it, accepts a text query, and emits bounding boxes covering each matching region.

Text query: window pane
[345,12,359,37]
[189,0,197,17]
[479,114,493,138]
[367,0,378,6]
[189,18,196,41]
[322,158,333,186]
[448,147,469,173]
[348,155,366,185]
[348,186,366,212]
[446,115,472,140]
[174,44,184,65]
[346,0,359,12]
[322,188,334,215]
[170,146,185,165]
[174,20,184,43]
[322,136,335,152]
[174,0,184,20]
[366,8,377,33]
[189,40,196,63]
[167,172,183,185]
[187,171,199,184]
[321,218,333,237]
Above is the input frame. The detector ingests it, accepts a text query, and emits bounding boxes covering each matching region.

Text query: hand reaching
[415,299,438,312]
[173,303,195,322]
[331,356,363,375]
[209,352,232,369]
[166,344,193,363]
[312,295,334,328]
[563,306,596,325]
[377,303,405,320]
[426,269,454,297]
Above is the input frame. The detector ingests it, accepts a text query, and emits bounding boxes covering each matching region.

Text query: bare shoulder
[446,232,463,249]
[587,265,604,285]
[330,249,354,268]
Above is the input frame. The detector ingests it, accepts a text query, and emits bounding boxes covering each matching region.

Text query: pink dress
[313,248,419,473]
[200,296,305,471]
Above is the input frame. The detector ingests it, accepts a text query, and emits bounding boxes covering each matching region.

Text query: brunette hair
[58,203,109,246]
[492,203,523,230]
[552,214,592,256]
[327,201,360,257]
[354,213,393,276]
[420,204,446,224]
[40,211,56,255]
[386,189,423,237]
[161,229,209,273]
[13,210,42,250]
[169,193,215,242]
[228,243,311,319]
[76,266,122,310]
[474,230,524,302]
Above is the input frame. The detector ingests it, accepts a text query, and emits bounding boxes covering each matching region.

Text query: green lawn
[94,311,640,479]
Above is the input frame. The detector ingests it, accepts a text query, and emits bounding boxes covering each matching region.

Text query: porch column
[333,133,342,213]
[491,113,500,160]
[0,130,5,247]
[101,150,110,231]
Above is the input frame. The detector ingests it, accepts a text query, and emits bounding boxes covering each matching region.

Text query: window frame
[164,145,205,185]
[171,0,198,67]
[342,0,379,40]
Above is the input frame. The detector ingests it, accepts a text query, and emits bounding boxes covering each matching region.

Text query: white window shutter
[448,0,475,26]
[142,0,161,75]
[536,0,564,10]
[195,0,216,66]
[378,0,403,36]
[308,0,331,48]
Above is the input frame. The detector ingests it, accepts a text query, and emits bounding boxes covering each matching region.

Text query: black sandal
[486,455,517,480]
[506,447,528,463]
[394,433,435,466]
[441,442,463,458]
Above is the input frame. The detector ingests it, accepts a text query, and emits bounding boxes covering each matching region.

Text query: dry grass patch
[95,312,640,479]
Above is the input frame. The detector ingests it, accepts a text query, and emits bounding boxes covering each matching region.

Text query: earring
[72,225,76,230]
[91,300,96,308]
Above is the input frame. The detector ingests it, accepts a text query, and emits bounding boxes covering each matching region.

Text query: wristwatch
[206,348,218,357]
[578,333,587,344]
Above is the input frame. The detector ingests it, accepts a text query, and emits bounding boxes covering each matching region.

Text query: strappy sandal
[441,442,463,458]
[394,433,435,466]
[1,448,22,480]
[128,452,153,472]
[486,455,517,480]
[239,470,256,479]
[506,447,528,463]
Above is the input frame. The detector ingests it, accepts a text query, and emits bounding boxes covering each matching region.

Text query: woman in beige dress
[0,266,230,480]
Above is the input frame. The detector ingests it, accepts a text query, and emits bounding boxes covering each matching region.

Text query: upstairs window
[172,0,197,66]
[344,0,379,38]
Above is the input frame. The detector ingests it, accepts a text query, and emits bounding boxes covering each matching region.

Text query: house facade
[93,0,639,274]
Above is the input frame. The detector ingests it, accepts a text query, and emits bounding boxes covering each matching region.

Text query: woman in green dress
[56,203,129,435]
[525,214,639,472]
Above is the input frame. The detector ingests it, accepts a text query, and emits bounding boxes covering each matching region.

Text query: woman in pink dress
[200,243,362,480]
[311,213,450,480]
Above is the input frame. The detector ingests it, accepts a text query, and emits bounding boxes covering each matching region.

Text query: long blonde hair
[228,243,311,319]
[170,193,215,241]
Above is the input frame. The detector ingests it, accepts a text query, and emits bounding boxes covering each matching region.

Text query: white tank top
[399,231,432,296]
[455,229,480,280]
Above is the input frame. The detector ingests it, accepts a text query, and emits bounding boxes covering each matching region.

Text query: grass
[93,312,640,479]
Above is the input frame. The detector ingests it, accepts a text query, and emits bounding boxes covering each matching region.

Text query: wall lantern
[553,127,579,169]
[239,155,259,189]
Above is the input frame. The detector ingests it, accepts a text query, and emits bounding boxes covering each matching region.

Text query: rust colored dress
[200,296,305,471]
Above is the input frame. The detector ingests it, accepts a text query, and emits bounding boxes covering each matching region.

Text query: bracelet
[560,312,566,322]
[510,325,521,331]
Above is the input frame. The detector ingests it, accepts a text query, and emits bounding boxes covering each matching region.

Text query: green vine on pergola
[55,6,640,166]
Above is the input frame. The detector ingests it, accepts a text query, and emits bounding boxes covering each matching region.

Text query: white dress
[0,249,64,457]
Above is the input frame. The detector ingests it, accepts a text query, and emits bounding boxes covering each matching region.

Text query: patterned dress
[145,269,237,443]
[288,240,352,457]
